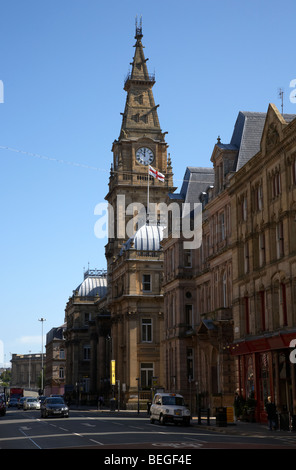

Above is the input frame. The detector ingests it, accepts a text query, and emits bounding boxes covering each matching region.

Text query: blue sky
[0,0,295,366]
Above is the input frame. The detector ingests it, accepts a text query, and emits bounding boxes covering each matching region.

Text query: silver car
[23,397,40,410]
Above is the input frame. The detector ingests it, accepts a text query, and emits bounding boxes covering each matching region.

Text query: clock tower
[105,21,175,265]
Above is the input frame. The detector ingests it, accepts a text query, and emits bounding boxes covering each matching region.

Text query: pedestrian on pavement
[98,396,104,410]
[265,396,277,430]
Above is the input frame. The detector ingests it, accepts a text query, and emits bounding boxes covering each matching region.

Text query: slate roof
[169,167,215,204]
[221,111,296,171]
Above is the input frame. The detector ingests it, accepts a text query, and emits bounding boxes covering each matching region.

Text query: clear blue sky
[1,0,295,366]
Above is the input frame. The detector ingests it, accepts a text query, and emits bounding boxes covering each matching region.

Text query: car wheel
[159,414,166,425]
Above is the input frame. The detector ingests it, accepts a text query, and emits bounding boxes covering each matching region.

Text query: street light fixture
[38,317,46,393]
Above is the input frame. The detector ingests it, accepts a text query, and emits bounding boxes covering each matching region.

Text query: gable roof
[169,166,214,204]
[221,109,296,171]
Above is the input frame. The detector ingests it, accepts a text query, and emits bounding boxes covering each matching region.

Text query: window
[84,312,91,324]
[244,296,250,335]
[187,348,194,380]
[184,249,192,267]
[142,318,152,342]
[280,283,288,326]
[259,232,266,266]
[59,348,65,360]
[142,274,151,292]
[59,367,64,379]
[276,221,284,258]
[272,171,281,198]
[83,345,90,361]
[222,271,227,307]
[140,363,154,388]
[185,304,193,329]
[244,241,249,273]
[220,212,225,241]
[242,196,248,221]
[259,291,266,331]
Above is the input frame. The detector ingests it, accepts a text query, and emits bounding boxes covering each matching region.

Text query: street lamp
[28,350,31,390]
[38,317,46,393]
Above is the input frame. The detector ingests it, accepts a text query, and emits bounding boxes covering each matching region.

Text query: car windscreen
[46,398,64,404]
[162,396,185,406]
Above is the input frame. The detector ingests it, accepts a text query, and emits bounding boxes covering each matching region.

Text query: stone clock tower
[105,21,175,267]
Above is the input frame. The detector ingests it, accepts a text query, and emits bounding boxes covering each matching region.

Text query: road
[0,408,295,453]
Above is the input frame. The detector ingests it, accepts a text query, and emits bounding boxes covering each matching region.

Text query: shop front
[231,332,296,423]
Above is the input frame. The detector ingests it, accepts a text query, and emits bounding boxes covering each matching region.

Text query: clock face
[136,147,154,166]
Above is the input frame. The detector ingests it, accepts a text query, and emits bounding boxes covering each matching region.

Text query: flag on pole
[149,165,165,182]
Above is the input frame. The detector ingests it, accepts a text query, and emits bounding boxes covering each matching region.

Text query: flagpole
[147,165,149,224]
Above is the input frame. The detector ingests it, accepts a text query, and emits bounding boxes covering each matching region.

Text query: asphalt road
[0,408,295,453]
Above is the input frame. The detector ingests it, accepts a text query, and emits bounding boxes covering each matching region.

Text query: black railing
[124,72,155,87]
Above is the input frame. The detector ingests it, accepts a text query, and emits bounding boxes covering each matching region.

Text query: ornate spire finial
[135,15,143,39]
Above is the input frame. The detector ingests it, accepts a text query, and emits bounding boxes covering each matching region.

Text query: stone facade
[229,104,296,422]
[10,353,45,392]
[44,325,66,396]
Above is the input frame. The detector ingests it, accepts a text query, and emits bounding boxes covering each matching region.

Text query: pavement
[69,405,296,439]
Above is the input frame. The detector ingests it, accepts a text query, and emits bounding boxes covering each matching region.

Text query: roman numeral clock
[136,147,154,166]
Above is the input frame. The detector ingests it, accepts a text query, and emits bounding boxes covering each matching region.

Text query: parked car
[40,397,69,418]
[0,398,6,416]
[149,392,191,426]
[23,397,40,410]
[8,397,19,408]
[17,397,26,409]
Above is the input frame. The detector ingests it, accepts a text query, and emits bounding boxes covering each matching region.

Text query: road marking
[19,427,42,449]
[89,439,103,445]
[153,441,203,448]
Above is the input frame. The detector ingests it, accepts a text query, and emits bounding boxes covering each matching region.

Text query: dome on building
[75,269,107,298]
[121,224,165,253]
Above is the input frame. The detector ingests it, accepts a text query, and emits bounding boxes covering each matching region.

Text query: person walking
[265,396,277,430]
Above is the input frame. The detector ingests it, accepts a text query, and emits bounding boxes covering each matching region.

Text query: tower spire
[135,15,143,39]
[119,20,162,141]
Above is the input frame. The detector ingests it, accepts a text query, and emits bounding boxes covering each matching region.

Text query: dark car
[17,397,26,409]
[0,398,6,416]
[40,397,69,418]
[8,398,19,408]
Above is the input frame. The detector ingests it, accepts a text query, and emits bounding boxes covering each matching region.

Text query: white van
[150,392,191,426]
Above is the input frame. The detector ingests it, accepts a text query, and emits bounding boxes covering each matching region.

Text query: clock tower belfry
[105,20,175,262]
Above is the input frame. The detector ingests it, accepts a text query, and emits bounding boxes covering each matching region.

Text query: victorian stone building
[64,269,109,402]
[161,109,291,414]
[229,104,296,422]
[10,353,45,392]
[104,23,176,406]
[61,22,296,419]
[45,325,66,397]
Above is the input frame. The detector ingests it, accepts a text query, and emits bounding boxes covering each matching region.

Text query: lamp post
[28,350,31,390]
[38,317,46,394]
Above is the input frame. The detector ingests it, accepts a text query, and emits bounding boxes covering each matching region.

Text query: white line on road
[19,427,42,449]
[89,439,103,445]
